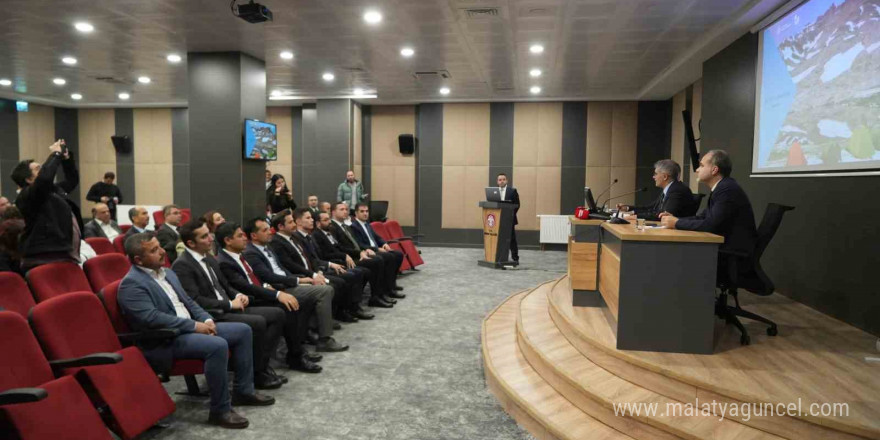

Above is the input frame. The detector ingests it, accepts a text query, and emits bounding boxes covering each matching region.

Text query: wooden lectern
[478,201,519,269]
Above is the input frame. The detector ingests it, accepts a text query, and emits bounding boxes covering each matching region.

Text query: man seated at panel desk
[618,159,697,221]
[659,150,757,259]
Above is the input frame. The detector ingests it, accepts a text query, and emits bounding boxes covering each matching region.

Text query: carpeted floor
[141,247,567,440]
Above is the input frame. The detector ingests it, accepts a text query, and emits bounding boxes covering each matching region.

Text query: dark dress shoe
[267,366,288,384]
[368,298,393,308]
[289,356,323,373]
[303,352,323,362]
[335,310,358,323]
[388,291,406,299]
[352,309,374,320]
[381,294,397,304]
[232,392,276,406]
[316,337,350,352]
[254,372,283,390]
[393,286,404,291]
[333,322,342,330]
[208,410,249,429]
[304,329,319,345]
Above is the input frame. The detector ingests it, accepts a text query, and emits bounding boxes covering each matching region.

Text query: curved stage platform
[481,277,880,440]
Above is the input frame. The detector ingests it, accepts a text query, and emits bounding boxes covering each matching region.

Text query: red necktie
[240,255,261,286]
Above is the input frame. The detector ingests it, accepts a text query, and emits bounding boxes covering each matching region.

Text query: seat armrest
[49,353,123,370]
[0,388,48,405]
[385,239,400,244]
[118,328,180,344]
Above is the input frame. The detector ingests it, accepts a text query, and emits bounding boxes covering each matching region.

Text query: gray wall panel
[0,99,20,199]
[489,102,514,185]
[560,102,587,213]
[171,108,190,207]
[635,101,672,206]
[417,103,443,239]
[361,106,371,194]
[298,104,316,205]
[311,99,351,204]
[291,106,303,206]
[239,54,267,221]
[114,108,135,205]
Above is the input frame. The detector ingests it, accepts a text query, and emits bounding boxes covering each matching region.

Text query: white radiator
[537,215,571,244]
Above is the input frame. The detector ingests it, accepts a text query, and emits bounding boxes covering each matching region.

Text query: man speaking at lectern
[497,173,520,263]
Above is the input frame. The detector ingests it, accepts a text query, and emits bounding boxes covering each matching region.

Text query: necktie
[290,238,314,271]
[239,255,261,286]
[340,224,360,251]
[202,258,228,300]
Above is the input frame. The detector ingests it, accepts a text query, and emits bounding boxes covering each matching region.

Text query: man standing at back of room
[497,173,520,263]
[337,170,367,208]
[86,171,123,221]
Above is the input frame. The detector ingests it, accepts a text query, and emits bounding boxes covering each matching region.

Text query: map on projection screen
[754,0,880,174]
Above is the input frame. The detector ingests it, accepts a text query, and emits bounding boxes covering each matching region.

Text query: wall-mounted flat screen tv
[243,119,277,161]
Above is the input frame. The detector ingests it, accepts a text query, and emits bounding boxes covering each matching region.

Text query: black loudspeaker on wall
[398,134,416,155]
[110,135,132,154]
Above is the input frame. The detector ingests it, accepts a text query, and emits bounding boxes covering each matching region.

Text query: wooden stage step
[517,279,783,440]
[546,277,879,440]
[482,288,632,440]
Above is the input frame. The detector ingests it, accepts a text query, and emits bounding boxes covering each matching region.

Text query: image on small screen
[244,119,278,161]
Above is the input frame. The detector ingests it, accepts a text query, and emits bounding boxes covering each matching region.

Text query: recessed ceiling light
[270,90,282,97]
[400,47,415,57]
[0,79,11,87]
[529,44,544,54]
[529,68,542,77]
[118,92,130,100]
[166,54,182,63]
[530,86,541,94]
[280,51,294,60]
[137,76,151,84]
[439,87,450,95]
[53,78,66,85]
[322,73,335,81]
[363,10,382,24]
[62,56,78,65]
[71,93,82,100]
[74,22,94,33]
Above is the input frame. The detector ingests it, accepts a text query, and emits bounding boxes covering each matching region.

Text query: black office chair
[716,203,795,345]
[369,200,389,222]
[692,193,706,209]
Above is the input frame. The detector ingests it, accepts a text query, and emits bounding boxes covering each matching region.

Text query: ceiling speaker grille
[464,8,499,18]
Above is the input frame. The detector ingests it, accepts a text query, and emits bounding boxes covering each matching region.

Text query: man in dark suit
[230,218,348,352]
[124,206,150,240]
[269,209,373,323]
[170,220,288,386]
[497,173,520,263]
[318,207,394,308]
[118,232,274,429]
[84,202,122,241]
[156,204,183,263]
[661,150,757,258]
[330,202,398,307]
[350,203,407,294]
[618,159,698,221]
[173,220,324,372]
[306,194,321,219]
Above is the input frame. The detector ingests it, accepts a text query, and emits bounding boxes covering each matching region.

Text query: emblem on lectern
[486,214,496,228]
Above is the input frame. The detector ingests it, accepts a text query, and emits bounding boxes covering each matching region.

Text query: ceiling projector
[235,1,273,23]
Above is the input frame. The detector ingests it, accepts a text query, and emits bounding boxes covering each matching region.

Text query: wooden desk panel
[598,244,620,321]
[567,237,598,291]
[601,222,723,243]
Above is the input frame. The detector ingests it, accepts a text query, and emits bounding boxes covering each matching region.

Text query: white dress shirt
[100,220,120,240]
[499,185,506,201]
[135,266,198,322]
[252,243,291,279]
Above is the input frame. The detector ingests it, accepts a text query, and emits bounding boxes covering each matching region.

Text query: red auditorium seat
[26,262,93,302]
[152,210,164,227]
[113,234,127,253]
[98,280,209,395]
[385,219,425,267]
[85,237,117,255]
[29,293,176,440]
[0,272,36,317]
[84,253,132,292]
[0,311,114,440]
[371,221,412,272]
[120,224,132,234]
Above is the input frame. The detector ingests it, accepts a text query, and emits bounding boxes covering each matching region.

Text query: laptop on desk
[485,187,502,202]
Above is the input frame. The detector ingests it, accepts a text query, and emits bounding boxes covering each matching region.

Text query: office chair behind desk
[716,203,795,345]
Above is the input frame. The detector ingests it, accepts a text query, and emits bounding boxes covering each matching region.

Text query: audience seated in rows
[84,202,122,240]
[157,204,183,263]
[125,206,150,238]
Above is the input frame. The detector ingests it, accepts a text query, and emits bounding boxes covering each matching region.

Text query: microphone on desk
[592,179,618,210]
[600,187,648,210]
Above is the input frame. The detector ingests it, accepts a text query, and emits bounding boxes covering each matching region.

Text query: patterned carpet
[140,246,566,440]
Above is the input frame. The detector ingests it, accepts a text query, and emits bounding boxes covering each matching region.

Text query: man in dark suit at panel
[118,232,274,429]
[84,203,122,241]
[217,221,349,354]
[237,218,345,352]
[156,204,183,263]
[269,209,372,323]
[660,150,758,259]
[497,173,520,263]
[318,207,394,308]
[618,159,698,221]
[170,220,287,386]
[350,203,406,296]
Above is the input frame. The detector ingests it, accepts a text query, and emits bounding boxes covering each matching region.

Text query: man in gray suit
[83,203,122,240]
[117,232,274,429]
